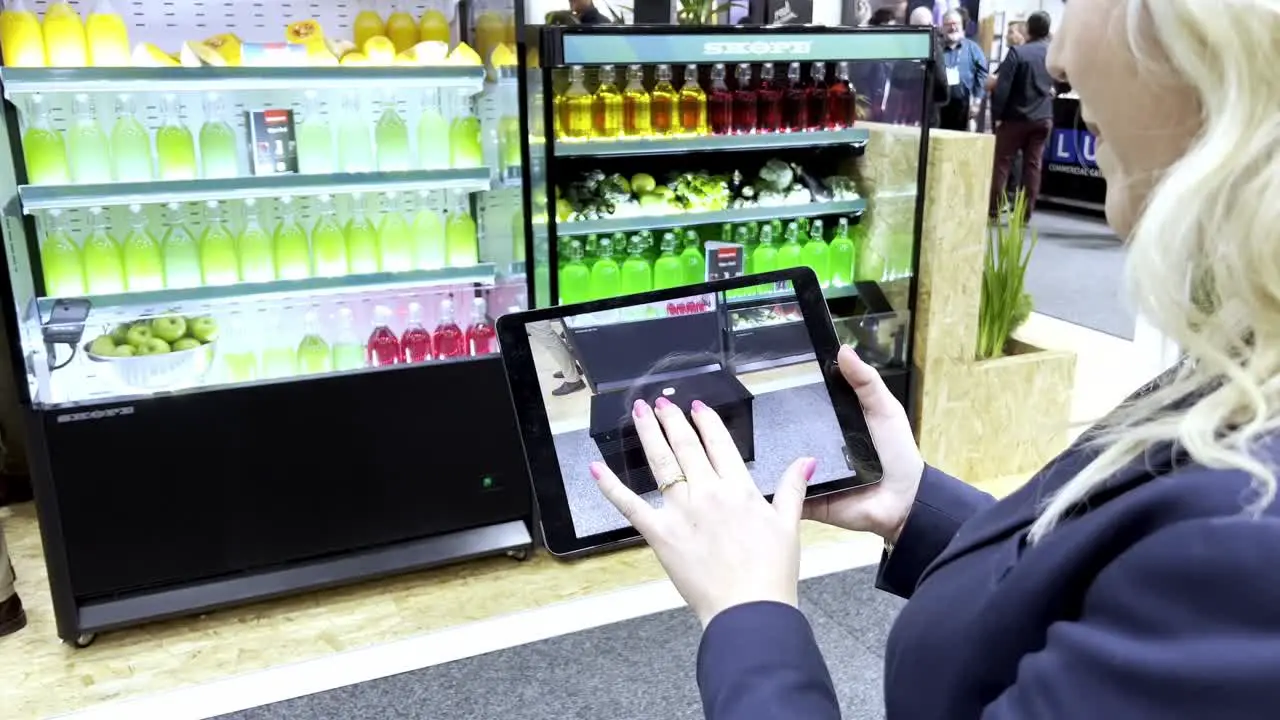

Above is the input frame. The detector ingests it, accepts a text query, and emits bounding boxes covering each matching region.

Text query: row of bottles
[0,0,129,68]
[20,89,484,186]
[39,192,479,298]
[217,296,496,384]
[555,62,858,142]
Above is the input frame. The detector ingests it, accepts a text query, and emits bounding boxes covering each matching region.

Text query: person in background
[990,10,1055,220]
[529,320,585,396]
[0,526,23,637]
[892,0,909,24]
[544,9,579,24]
[569,0,608,24]
[868,6,897,25]
[938,9,988,131]
[886,7,950,128]
[985,20,1029,196]
[858,7,900,118]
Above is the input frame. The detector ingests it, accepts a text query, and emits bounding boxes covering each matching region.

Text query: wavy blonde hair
[1029,0,1280,541]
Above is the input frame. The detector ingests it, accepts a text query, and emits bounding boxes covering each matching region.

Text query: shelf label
[561,31,932,65]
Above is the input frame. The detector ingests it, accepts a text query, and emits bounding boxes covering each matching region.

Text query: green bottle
[589,236,621,300]
[776,222,804,270]
[82,207,125,295]
[110,94,153,182]
[237,199,276,283]
[156,94,197,181]
[199,200,240,286]
[583,233,600,264]
[331,305,366,371]
[273,197,312,280]
[752,225,778,274]
[297,309,333,374]
[345,193,381,275]
[828,217,857,288]
[121,204,164,291]
[160,202,202,289]
[558,240,591,304]
[731,225,753,297]
[311,194,348,277]
[801,218,831,287]
[621,236,653,296]
[444,190,478,267]
[199,94,239,179]
[39,210,85,298]
[680,229,704,285]
[67,94,112,184]
[653,232,683,290]
[376,192,414,273]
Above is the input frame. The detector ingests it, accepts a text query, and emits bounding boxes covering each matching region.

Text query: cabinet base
[70,520,532,642]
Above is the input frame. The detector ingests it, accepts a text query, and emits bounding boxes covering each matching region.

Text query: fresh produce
[87,313,218,358]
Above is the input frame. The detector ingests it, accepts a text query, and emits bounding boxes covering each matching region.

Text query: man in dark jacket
[990,11,1055,219]
[570,0,610,24]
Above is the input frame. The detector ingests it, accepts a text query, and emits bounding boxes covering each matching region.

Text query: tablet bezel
[497,266,882,559]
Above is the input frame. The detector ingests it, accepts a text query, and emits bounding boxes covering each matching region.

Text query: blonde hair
[1029,0,1280,541]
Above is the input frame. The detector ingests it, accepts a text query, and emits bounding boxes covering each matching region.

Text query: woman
[590,1,1280,717]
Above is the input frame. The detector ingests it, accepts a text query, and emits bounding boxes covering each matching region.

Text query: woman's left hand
[591,396,817,627]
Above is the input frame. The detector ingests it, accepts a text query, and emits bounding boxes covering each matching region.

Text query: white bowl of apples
[85,314,219,390]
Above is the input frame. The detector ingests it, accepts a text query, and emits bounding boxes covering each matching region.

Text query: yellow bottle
[592,65,623,140]
[677,64,707,136]
[622,64,651,137]
[559,65,592,141]
[474,10,505,71]
[650,64,678,137]
[385,1,417,53]
[85,0,130,67]
[418,2,449,45]
[42,1,88,67]
[0,0,45,67]
[353,0,385,49]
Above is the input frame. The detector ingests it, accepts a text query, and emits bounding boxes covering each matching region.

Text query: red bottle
[400,301,434,363]
[826,61,857,129]
[366,305,401,367]
[707,63,733,135]
[783,62,808,132]
[807,62,828,131]
[433,297,467,358]
[466,297,497,355]
[732,63,757,134]
[756,63,783,133]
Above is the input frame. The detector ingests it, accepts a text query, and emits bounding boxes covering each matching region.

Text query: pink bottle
[401,301,434,363]
[366,305,401,367]
[466,296,496,355]
[433,297,466,358]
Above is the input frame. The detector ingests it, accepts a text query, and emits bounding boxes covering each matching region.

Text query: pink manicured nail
[655,396,673,410]
[801,458,817,481]
[633,399,649,417]
[589,462,606,480]
[691,400,708,413]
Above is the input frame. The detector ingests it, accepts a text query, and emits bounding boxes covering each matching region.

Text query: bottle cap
[374,305,393,325]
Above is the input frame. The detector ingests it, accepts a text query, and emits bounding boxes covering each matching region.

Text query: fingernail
[655,396,673,410]
[589,462,605,480]
[632,399,649,417]
[691,399,708,413]
[802,458,817,481]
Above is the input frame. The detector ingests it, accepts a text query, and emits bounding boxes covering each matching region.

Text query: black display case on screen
[0,0,536,645]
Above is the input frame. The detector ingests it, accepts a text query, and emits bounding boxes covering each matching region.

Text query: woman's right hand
[803,346,924,543]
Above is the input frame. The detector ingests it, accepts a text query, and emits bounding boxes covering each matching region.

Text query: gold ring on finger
[657,474,688,492]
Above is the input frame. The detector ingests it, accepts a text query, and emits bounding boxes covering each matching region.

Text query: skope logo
[56,406,135,423]
[703,41,813,57]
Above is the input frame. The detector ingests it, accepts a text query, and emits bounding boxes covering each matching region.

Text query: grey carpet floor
[218,565,900,720]
[1023,210,1134,340]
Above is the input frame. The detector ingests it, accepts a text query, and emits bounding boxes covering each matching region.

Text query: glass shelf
[0,66,487,98]
[34,264,496,321]
[555,198,867,237]
[554,128,870,158]
[18,168,492,213]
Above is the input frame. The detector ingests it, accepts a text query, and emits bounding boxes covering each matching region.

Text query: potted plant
[676,0,742,25]
[977,189,1036,359]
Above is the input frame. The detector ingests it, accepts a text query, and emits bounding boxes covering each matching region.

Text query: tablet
[497,267,882,558]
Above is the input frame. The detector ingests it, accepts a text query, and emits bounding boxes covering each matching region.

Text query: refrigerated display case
[0,0,533,645]
[520,24,935,416]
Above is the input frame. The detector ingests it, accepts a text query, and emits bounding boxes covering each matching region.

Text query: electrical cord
[46,341,76,371]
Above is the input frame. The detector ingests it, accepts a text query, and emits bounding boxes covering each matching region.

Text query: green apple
[188,316,219,343]
[125,324,153,349]
[136,337,171,355]
[88,335,115,356]
[109,324,130,345]
[172,337,202,352]
[112,345,137,358]
[150,315,187,343]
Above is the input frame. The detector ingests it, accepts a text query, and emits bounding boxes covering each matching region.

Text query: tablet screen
[521,278,875,542]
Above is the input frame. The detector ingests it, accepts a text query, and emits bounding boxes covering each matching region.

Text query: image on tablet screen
[529,280,855,539]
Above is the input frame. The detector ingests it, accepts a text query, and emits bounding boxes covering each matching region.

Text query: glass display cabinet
[0,0,533,645]
[521,24,934,413]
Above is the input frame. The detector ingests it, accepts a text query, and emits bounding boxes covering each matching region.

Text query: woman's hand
[802,346,924,543]
[591,396,816,628]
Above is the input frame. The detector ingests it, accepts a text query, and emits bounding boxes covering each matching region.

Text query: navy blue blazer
[698,428,1280,717]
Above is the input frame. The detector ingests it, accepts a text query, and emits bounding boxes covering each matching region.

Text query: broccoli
[756,159,794,192]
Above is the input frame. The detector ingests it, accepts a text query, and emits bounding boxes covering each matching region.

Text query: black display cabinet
[0,0,535,645]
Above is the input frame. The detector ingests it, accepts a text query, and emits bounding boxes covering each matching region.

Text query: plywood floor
[0,313,1155,719]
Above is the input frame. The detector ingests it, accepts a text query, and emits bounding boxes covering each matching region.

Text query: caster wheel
[506,549,529,562]
[71,633,96,649]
